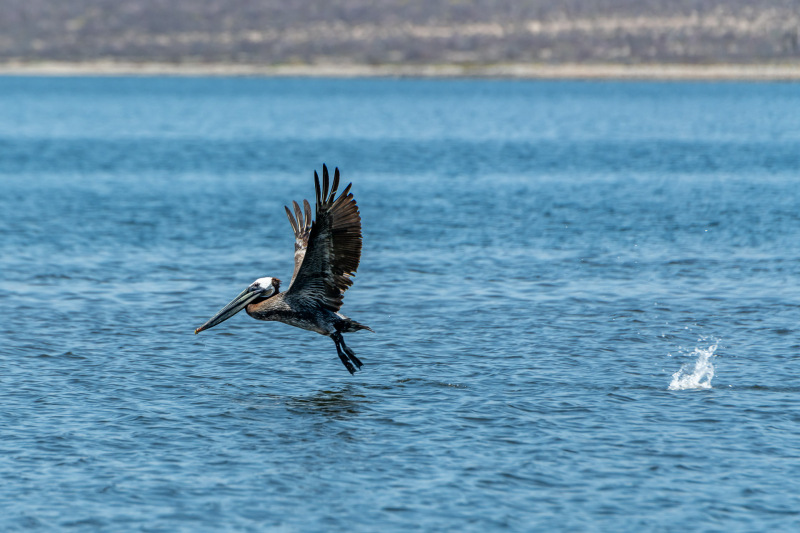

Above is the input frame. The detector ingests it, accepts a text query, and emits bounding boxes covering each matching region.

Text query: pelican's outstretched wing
[286,164,362,312]
[284,198,312,284]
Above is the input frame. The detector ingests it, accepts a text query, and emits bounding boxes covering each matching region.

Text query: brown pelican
[194,165,372,374]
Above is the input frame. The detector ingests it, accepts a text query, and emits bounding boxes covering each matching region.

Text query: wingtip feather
[303,199,312,230]
[293,201,303,228]
[322,165,330,205]
[314,171,321,209]
[285,206,298,234]
[330,168,340,203]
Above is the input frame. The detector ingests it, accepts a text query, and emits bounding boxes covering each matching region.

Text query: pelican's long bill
[194,287,265,334]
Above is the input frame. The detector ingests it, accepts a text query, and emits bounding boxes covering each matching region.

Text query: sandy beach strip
[1,61,800,80]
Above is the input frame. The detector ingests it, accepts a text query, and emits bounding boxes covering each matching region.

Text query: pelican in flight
[195,165,372,374]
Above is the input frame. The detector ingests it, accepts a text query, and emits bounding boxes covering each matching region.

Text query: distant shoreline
[2,61,800,80]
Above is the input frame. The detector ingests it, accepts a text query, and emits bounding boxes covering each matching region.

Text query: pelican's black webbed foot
[336,345,356,374]
[332,332,362,374]
[339,337,363,369]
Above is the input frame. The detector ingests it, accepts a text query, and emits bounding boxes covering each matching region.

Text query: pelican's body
[246,287,365,336]
[195,165,372,374]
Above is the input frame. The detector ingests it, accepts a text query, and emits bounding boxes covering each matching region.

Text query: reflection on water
[285,387,368,419]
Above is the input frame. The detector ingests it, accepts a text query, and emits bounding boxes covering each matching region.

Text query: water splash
[668,342,718,390]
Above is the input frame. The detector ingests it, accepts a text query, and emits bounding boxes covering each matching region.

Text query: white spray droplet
[668,343,718,391]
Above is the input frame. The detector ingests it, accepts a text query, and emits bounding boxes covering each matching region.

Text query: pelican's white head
[249,277,281,297]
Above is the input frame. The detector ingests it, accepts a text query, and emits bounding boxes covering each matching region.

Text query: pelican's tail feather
[342,319,374,333]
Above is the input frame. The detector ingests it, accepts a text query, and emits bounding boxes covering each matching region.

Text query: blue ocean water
[1,76,799,531]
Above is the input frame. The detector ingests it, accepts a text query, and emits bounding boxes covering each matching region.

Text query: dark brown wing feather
[286,164,362,311]
[284,198,313,284]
